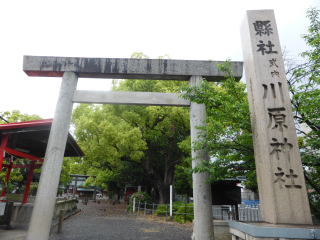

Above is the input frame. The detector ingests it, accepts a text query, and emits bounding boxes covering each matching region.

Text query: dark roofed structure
[0,119,84,158]
[0,119,84,205]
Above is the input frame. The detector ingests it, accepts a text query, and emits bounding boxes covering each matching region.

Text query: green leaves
[71,53,191,203]
[0,110,42,124]
[179,60,254,185]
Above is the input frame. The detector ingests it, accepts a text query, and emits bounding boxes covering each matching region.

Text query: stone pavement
[0,228,26,240]
[0,200,193,240]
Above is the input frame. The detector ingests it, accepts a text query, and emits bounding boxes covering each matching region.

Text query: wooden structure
[211,179,242,220]
[68,174,97,200]
[0,119,84,205]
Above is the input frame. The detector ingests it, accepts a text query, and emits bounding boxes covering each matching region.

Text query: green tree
[179,7,320,216]
[173,152,193,198]
[0,110,42,123]
[71,53,191,204]
[179,60,255,190]
[289,7,320,218]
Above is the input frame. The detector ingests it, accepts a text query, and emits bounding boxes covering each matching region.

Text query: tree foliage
[0,110,41,124]
[290,7,320,218]
[180,7,320,215]
[179,60,256,190]
[173,156,193,197]
[71,53,191,204]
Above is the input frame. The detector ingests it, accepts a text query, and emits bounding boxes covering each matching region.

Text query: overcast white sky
[0,0,318,119]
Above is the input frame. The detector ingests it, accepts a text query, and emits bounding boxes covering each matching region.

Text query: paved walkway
[0,228,26,240]
[49,200,193,240]
[1,200,193,240]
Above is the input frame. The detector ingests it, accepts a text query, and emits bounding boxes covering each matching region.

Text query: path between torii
[49,200,193,240]
[0,200,193,240]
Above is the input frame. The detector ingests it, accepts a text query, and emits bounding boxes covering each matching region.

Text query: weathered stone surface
[190,76,214,240]
[72,90,190,106]
[240,10,312,224]
[26,72,78,240]
[23,56,243,81]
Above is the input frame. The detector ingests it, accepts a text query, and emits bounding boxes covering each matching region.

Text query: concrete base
[191,220,231,240]
[229,221,320,240]
[213,220,232,240]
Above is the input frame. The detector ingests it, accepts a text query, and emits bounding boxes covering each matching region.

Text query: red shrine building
[0,119,84,205]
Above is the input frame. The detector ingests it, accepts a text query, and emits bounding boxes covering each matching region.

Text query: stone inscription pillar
[27,72,78,240]
[240,10,312,224]
[189,75,214,240]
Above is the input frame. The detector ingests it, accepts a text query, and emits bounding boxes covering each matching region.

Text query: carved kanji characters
[262,82,284,102]
[285,169,302,189]
[270,138,283,160]
[269,58,278,67]
[282,138,293,162]
[270,138,293,162]
[265,41,278,54]
[267,107,288,132]
[253,20,273,36]
[257,41,267,55]
[274,168,302,189]
[271,70,279,77]
[257,40,278,55]
[274,167,285,188]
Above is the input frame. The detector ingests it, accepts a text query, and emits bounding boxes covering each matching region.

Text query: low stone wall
[52,199,77,220]
[213,220,231,240]
[6,194,36,203]
[10,199,77,225]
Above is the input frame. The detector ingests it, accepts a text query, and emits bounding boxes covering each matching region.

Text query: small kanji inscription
[269,58,278,67]
[285,169,302,189]
[271,70,279,77]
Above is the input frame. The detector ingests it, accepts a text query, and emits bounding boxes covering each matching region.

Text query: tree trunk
[143,142,176,204]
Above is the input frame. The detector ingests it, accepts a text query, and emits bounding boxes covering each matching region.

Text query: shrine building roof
[0,119,84,158]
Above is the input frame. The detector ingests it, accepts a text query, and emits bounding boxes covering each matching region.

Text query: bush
[126,205,131,212]
[155,204,167,215]
[173,203,194,223]
[155,201,185,216]
[128,191,152,212]
[171,201,185,213]
[129,191,151,203]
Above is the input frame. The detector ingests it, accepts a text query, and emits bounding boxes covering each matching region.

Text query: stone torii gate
[69,174,97,201]
[23,56,243,240]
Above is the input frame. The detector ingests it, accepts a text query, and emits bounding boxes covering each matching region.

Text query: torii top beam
[23,56,243,81]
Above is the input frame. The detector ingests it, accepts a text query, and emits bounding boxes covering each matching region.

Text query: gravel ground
[49,200,193,240]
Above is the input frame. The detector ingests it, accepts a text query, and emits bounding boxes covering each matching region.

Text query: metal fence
[128,198,194,223]
[128,198,261,222]
[212,203,261,221]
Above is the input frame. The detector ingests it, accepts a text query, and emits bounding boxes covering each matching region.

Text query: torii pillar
[27,72,78,240]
